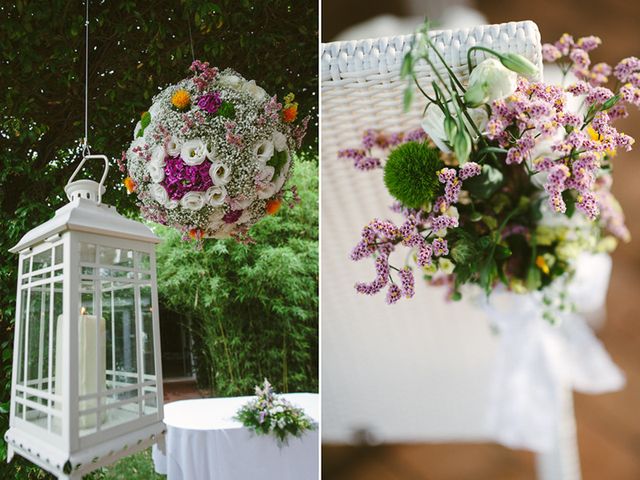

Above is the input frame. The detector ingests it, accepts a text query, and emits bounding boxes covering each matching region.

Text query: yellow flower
[535,255,550,275]
[171,89,191,110]
[284,92,295,105]
[587,125,617,158]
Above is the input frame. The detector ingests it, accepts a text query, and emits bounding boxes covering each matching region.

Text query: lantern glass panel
[15,244,64,437]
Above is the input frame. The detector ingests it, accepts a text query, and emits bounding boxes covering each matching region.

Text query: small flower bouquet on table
[341,24,638,318]
[234,379,316,446]
[123,60,308,243]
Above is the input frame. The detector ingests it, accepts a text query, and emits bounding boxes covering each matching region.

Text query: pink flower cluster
[338,128,427,171]
[486,71,634,220]
[594,176,631,241]
[190,60,219,92]
[348,144,480,303]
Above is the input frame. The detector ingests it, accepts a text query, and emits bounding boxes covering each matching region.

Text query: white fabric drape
[152,393,319,480]
[484,254,625,452]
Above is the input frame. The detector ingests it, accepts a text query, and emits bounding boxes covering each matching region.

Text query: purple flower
[161,156,213,201]
[399,268,415,298]
[197,91,223,114]
[223,209,243,224]
[385,284,402,304]
[432,238,449,256]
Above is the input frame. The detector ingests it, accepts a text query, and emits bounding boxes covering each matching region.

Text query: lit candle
[55,311,106,429]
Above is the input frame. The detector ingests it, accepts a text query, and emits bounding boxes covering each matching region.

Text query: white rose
[180,191,205,211]
[205,186,227,206]
[149,184,169,206]
[206,143,218,162]
[146,145,167,182]
[209,162,232,186]
[257,165,276,184]
[465,58,518,105]
[151,145,166,166]
[257,182,277,200]
[228,195,253,210]
[166,136,182,157]
[181,139,207,165]
[273,132,287,152]
[218,74,242,89]
[253,139,274,165]
[242,79,268,102]
[147,162,165,183]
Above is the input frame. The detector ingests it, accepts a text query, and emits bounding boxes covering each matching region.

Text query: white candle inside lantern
[55,311,107,429]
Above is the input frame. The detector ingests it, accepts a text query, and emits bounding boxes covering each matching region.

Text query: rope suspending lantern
[82,0,91,156]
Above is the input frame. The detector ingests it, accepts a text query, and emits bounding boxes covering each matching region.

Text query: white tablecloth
[152,393,319,480]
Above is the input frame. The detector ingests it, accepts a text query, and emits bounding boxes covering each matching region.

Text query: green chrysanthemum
[383,141,443,209]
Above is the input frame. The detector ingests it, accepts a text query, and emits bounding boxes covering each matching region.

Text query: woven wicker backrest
[321,20,543,162]
[320,21,544,443]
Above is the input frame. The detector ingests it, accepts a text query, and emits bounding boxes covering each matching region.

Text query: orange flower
[123,177,136,194]
[282,104,298,123]
[171,89,191,110]
[265,198,282,215]
[188,228,202,240]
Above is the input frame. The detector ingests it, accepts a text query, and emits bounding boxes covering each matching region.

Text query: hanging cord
[82,0,91,156]
[186,9,196,64]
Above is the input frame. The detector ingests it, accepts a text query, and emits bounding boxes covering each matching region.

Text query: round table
[152,393,319,480]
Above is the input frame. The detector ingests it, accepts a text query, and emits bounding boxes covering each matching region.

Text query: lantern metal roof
[10,161,159,254]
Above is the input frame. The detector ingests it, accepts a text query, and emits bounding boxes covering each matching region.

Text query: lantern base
[5,421,165,479]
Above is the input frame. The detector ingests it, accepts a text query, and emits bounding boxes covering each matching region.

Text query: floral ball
[124,60,308,240]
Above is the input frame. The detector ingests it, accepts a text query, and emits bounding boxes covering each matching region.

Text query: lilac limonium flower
[161,156,213,200]
[197,91,223,114]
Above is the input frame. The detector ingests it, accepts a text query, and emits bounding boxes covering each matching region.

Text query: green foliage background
[0,1,318,478]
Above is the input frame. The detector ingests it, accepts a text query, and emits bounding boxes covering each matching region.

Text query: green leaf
[267,150,289,179]
[562,190,576,218]
[450,236,477,264]
[494,245,512,260]
[403,87,413,113]
[217,101,236,119]
[140,111,151,129]
[463,164,504,200]
[400,53,413,78]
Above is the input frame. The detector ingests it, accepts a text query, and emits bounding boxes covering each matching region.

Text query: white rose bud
[149,184,169,206]
[205,186,227,206]
[147,162,165,183]
[181,139,207,166]
[166,136,182,157]
[218,74,242,89]
[253,139,275,165]
[180,191,206,211]
[464,58,518,107]
[209,161,232,186]
[242,79,269,102]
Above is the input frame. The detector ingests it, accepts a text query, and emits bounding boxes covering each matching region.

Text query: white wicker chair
[321,21,581,480]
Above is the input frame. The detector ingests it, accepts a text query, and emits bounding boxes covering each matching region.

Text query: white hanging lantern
[5,155,165,479]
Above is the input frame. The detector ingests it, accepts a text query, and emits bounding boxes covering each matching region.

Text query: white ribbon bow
[483,253,625,452]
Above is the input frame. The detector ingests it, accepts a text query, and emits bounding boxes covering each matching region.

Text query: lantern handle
[67,154,110,204]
